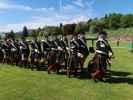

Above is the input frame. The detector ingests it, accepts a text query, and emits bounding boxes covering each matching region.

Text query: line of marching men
[0,32,114,81]
[0,33,89,72]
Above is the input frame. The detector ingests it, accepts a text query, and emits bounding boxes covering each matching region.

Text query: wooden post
[116,36,120,47]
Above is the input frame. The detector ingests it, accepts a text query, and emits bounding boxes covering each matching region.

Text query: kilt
[97,53,108,70]
[11,50,18,61]
[89,53,108,78]
[31,51,40,63]
[56,51,65,64]
[68,52,79,69]
[20,49,29,60]
[48,51,56,65]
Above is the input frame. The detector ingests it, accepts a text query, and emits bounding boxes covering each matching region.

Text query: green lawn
[0,48,133,100]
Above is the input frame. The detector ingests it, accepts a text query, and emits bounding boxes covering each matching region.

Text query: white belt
[11,48,17,52]
[96,50,107,55]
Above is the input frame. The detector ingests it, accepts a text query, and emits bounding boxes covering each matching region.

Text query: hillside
[106,27,133,41]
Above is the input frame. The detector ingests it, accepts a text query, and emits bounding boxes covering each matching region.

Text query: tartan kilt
[20,50,29,61]
[97,54,108,71]
[31,51,40,63]
[11,50,18,60]
[68,52,79,69]
[88,53,107,77]
[56,51,66,64]
[47,51,56,65]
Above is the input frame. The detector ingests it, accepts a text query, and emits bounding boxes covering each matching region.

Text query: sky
[0,0,133,32]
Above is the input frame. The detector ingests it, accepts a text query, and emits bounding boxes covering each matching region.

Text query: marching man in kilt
[42,35,51,64]
[47,35,58,74]
[9,39,18,65]
[77,32,89,73]
[19,37,30,67]
[30,37,42,69]
[96,31,114,70]
[67,34,79,77]
[90,31,114,81]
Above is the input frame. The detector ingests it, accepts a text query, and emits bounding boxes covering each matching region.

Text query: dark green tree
[31,30,37,38]
[120,14,133,28]
[9,30,16,40]
[22,26,29,38]
[5,30,16,40]
[107,13,122,29]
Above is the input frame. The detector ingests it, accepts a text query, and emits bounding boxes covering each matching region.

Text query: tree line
[5,13,133,39]
[88,13,133,33]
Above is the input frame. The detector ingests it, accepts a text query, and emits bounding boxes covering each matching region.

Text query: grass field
[0,47,133,100]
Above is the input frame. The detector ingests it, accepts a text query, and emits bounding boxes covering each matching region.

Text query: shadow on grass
[104,70,133,85]
[76,68,91,79]
[104,76,133,85]
[107,70,132,77]
[27,63,133,85]
[77,69,133,85]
